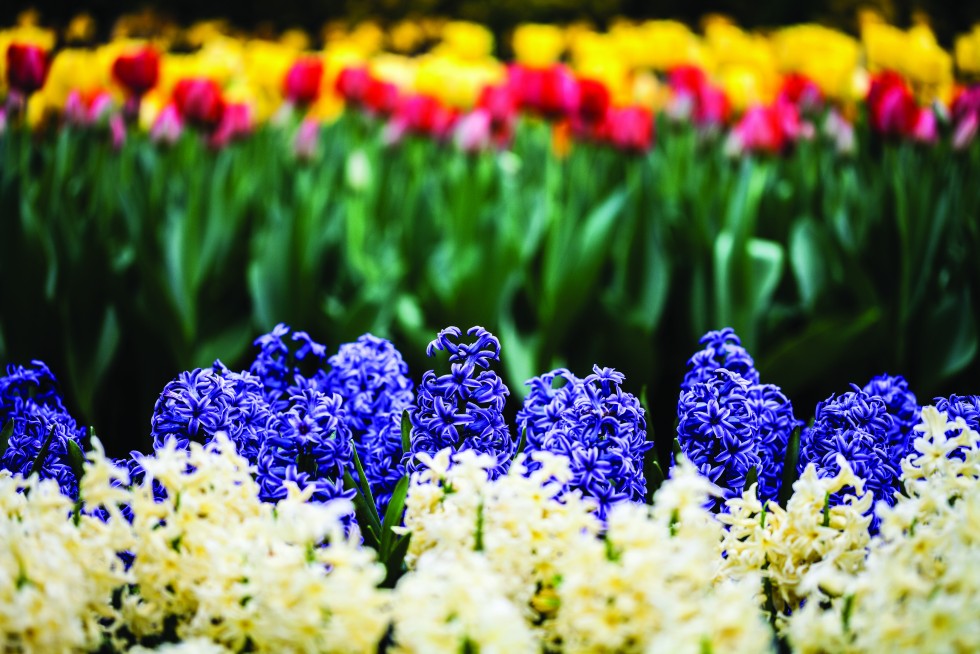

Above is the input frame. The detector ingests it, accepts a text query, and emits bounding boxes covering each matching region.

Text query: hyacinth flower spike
[408,326,513,479]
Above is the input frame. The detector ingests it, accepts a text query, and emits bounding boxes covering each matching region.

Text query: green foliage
[1,117,979,457]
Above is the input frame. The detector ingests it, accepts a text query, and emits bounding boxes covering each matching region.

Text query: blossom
[508,64,579,119]
[248,322,328,411]
[323,333,414,509]
[255,389,354,504]
[518,366,651,522]
[862,373,919,462]
[5,42,48,95]
[111,45,161,97]
[293,117,319,159]
[605,106,654,153]
[172,77,225,128]
[797,385,905,525]
[681,327,760,393]
[867,71,919,138]
[408,326,513,478]
[283,56,323,105]
[150,103,183,144]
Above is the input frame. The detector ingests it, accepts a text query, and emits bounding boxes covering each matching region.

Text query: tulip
[112,46,161,97]
[173,78,225,129]
[508,64,579,119]
[952,111,977,150]
[364,78,400,117]
[386,94,456,144]
[150,104,184,145]
[867,72,918,138]
[6,43,49,96]
[572,78,610,139]
[453,109,492,152]
[293,118,320,160]
[778,73,823,113]
[336,66,371,104]
[64,89,114,126]
[911,107,937,144]
[210,102,254,148]
[110,114,126,149]
[605,106,654,153]
[824,108,856,155]
[476,84,517,145]
[727,105,786,154]
[284,57,324,105]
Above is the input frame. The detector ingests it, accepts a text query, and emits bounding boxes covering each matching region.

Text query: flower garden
[2,7,980,654]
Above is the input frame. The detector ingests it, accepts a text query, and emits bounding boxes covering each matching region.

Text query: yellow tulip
[513,24,565,68]
[955,27,980,75]
[441,22,494,61]
[43,49,108,110]
[389,21,425,54]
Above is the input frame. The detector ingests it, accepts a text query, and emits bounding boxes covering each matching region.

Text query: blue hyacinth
[798,386,903,519]
[323,334,414,510]
[862,374,920,462]
[933,394,980,431]
[518,366,651,522]
[677,370,766,510]
[408,326,513,479]
[0,362,86,499]
[681,327,760,394]
[249,323,329,411]
[256,389,354,504]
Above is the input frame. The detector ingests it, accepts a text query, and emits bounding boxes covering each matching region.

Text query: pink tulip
[912,108,937,144]
[151,104,184,144]
[293,118,320,160]
[210,101,254,148]
[454,110,492,152]
[605,106,654,153]
[110,114,126,149]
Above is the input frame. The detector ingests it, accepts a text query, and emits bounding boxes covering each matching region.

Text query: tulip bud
[293,118,320,160]
[112,46,161,97]
[173,78,226,129]
[5,43,49,96]
[284,57,324,105]
[151,104,184,145]
[110,114,126,150]
[454,110,492,152]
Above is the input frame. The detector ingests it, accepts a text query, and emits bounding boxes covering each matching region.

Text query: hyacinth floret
[933,394,980,431]
[744,382,801,500]
[323,334,414,509]
[677,370,760,510]
[0,361,86,498]
[249,323,329,411]
[863,373,920,461]
[798,386,902,521]
[150,368,237,451]
[681,327,760,393]
[518,365,651,522]
[256,388,354,504]
[408,326,513,479]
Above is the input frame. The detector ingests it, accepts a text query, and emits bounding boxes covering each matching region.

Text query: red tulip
[210,101,254,147]
[336,66,371,104]
[172,78,225,128]
[729,105,787,154]
[867,72,918,138]
[778,73,823,112]
[364,78,400,116]
[911,107,937,144]
[284,57,324,105]
[112,46,161,96]
[508,64,579,119]
[576,78,610,125]
[605,106,654,153]
[6,43,49,95]
[667,65,730,128]
[389,94,456,140]
[477,84,517,144]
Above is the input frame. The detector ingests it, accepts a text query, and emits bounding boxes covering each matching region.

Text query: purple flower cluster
[934,394,980,431]
[798,386,904,512]
[408,326,513,478]
[0,361,86,498]
[676,330,800,509]
[518,366,651,522]
[680,327,760,393]
[249,323,329,411]
[255,389,353,503]
[323,334,414,509]
[862,374,920,462]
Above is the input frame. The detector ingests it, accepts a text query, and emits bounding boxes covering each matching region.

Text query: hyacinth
[408,326,513,478]
[677,370,761,510]
[323,334,414,507]
[0,361,86,498]
[797,386,901,514]
[744,381,801,500]
[148,366,269,463]
[248,322,329,410]
[255,388,354,504]
[680,327,760,393]
[517,366,651,522]
[933,394,980,431]
[862,373,920,461]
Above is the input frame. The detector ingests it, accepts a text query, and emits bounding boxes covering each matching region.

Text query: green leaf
[743,466,758,494]
[382,533,412,589]
[400,410,411,455]
[29,426,57,478]
[789,218,826,309]
[67,439,86,486]
[513,426,527,461]
[351,446,380,526]
[343,470,382,550]
[380,475,410,556]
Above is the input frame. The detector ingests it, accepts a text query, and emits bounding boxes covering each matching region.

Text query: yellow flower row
[2,11,977,129]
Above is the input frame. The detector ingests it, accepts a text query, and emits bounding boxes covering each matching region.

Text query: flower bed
[2,324,979,652]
